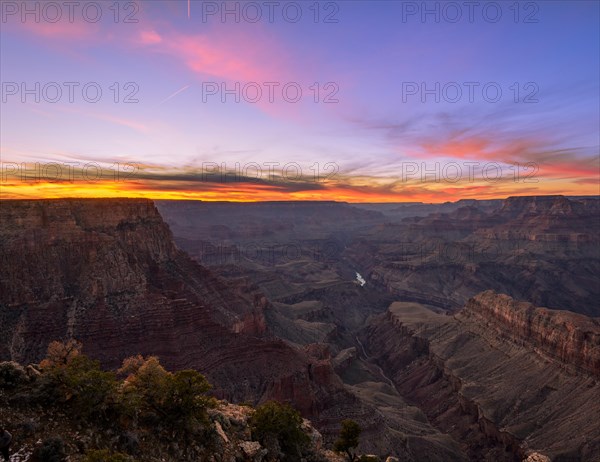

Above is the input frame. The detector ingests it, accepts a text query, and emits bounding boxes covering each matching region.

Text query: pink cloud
[18,18,99,40]
[5,8,340,124]
[535,161,599,179]
[144,26,289,84]
[139,30,162,45]
[134,24,331,122]
[415,135,540,163]
[399,128,599,182]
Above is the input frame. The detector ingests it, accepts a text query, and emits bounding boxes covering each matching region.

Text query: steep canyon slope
[156,196,600,461]
[362,292,600,461]
[0,199,464,460]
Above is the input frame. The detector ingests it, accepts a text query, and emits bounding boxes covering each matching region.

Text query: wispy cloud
[160,85,191,104]
[29,105,150,134]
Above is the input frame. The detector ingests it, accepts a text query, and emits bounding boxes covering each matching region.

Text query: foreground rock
[0,387,332,462]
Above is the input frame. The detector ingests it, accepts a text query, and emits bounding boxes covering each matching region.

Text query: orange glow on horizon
[1,180,597,203]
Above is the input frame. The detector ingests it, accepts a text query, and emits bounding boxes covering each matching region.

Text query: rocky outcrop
[362,294,600,461]
[0,199,462,459]
[0,199,349,424]
[474,195,600,243]
[459,290,600,377]
[0,199,266,363]
[208,401,327,461]
[0,381,334,462]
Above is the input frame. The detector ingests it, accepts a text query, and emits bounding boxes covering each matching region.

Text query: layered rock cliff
[0,199,467,459]
[0,199,343,422]
[348,195,600,315]
[362,292,600,461]
[1,199,262,363]
[458,290,600,377]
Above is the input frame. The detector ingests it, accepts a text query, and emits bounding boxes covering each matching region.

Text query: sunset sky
[1,0,598,202]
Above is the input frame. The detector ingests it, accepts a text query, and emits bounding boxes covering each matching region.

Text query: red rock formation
[459,290,600,378]
[0,199,340,415]
[348,195,600,315]
[0,199,473,459]
[362,294,600,461]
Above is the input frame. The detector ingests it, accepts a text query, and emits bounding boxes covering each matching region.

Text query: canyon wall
[1,199,260,362]
[0,199,465,459]
[0,199,339,414]
[362,293,600,461]
[458,290,600,377]
[348,195,600,315]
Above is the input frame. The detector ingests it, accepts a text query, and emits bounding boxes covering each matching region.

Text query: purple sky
[1,0,598,201]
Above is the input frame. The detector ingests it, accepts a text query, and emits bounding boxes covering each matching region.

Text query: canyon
[362,293,600,461]
[1,195,599,460]
[0,199,461,459]
[347,195,600,315]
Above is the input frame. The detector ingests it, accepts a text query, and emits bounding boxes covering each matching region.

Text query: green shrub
[25,343,215,451]
[119,355,168,424]
[33,341,118,421]
[334,419,362,461]
[44,354,118,421]
[162,370,212,423]
[119,356,213,436]
[249,400,310,461]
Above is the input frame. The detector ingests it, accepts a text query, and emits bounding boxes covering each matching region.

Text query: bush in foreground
[119,356,213,437]
[249,400,310,461]
[37,348,118,422]
[0,361,28,389]
[334,419,362,461]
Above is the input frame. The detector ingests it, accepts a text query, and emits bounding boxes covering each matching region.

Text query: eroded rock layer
[459,290,600,378]
[362,292,600,461]
[348,195,600,315]
[0,199,338,412]
[0,199,466,459]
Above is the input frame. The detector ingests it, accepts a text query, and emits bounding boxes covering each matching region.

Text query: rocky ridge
[348,195,600,315]
[459,290,600,377]
[0,199,464,459]
[362,292,600,461]
[0,199,346,426]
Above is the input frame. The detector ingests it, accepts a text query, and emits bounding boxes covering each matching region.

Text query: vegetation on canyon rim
[333,420,361,462]
[0,340,361,461]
